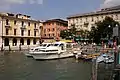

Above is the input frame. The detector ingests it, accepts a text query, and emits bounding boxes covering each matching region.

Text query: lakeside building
[67,6,120,31]
[0,13,42,50]
[42,19,68,41]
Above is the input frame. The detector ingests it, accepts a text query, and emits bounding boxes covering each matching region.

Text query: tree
[60,30,70,39]
[69,24,76,35]
[60,24,77,39]
[89,16,119,43]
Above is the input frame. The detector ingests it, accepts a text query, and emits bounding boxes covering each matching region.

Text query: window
[28,22,30,26]
[44,34,46,36]
[97,17,99,21]
[14,20,16,25]
[101,16,103,19]
[91,17,94,22]
[28,30,30,36]
[6,19,9,25]
[33,39,36,44]
[76,18,78,23]
[4,38,9,46]
[116,14,118,20]
[6,28,9,35]
[49,34,50,37]
[13,38,17,46]
[21,30,24,36]
[53,34,54,36]
[111,15,113,18]
[27,39,30,45]
[48,29,50,32]
[44,29,46,33]
[34,23,36,28]
[20,38,24,45]
[52,23,54,25]
[34,31,36,36]
[14,29,16,35]
[53,28,55,31]
[22,21,24,26]
[80,18,82,23]
[86,18,87,22]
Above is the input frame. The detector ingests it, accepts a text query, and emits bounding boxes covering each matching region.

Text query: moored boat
[25,42,53,57]
[32,41,76,60]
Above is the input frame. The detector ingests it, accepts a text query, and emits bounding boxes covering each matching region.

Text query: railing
[20,25,26,29]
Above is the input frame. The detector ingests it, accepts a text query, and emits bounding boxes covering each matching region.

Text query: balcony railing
[20,25,26,29]
[34,27,39,31]
[5,24,11,28]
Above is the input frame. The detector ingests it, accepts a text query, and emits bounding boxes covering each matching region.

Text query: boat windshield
[54,44,59,46]
[47,44,53,47]
[42,44,47,47]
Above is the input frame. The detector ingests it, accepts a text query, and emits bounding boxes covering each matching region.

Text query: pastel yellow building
[0,13,42,50]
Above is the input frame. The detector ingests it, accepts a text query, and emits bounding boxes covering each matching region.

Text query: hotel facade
[42,19,68,41]
[0,13,42,50]
[67,6,120,31]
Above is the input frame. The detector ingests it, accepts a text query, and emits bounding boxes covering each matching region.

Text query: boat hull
[32,52,74,60]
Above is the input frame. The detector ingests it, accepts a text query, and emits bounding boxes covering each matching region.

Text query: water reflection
[0,51,92,80]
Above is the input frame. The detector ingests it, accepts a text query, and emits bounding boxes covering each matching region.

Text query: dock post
[92,58,98,80]
[9,45,11,51]
[1,44,4,51]
[19,44,21,51]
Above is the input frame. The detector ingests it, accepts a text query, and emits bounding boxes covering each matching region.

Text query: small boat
[104,55,114,63]
[32,41,75,60]
[96,53,114,63]
[25,42,53,57]
[96,54,107,63]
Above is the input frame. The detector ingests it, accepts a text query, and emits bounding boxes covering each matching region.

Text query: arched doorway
[27,39,30,45]
[20,38,24,45]
[13,38,17,46]
[4,38,9,46]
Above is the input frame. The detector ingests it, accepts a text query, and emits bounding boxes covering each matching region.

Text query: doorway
[4,38,9,46]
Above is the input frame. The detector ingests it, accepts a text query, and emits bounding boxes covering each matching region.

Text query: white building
[67,6,120,31]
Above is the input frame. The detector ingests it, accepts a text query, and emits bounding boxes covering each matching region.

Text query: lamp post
[112,24,120,80]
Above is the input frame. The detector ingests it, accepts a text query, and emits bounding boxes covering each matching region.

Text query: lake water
[0,51,113,80]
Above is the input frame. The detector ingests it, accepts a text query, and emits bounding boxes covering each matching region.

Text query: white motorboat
[96,54,107,63]
[25,42,53,57]
[32,41,75,60]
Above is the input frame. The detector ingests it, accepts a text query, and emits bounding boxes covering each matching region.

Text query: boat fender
[75,55,79,59]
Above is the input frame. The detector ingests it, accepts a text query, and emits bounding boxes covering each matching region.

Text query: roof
[67,9,120,19]
[0,13,40,23]
[101,5,120,11]
[43,19,68,25]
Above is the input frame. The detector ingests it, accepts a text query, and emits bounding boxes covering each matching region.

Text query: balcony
[34,27,39,31]
[84,22,89,27]
[20,25,26,29]
[5,24,11,29]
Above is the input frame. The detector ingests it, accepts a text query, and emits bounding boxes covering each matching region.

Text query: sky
[0,0,119,20]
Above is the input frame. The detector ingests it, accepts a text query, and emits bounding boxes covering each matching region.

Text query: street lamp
[107,25,111,41]
[116,24,118,27]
